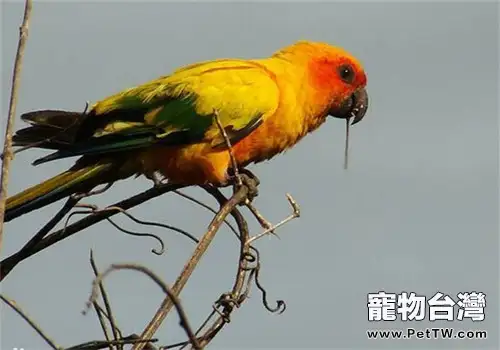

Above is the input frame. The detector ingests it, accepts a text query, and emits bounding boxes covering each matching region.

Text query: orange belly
[140,144,231,185]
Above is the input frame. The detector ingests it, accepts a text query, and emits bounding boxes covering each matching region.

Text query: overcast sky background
[1,1,498,350]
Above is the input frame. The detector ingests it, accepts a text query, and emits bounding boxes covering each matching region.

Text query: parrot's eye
[338,64,355,84]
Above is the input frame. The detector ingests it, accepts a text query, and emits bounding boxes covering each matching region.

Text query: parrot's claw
[145,172,164,187]
[238,168,260,187]
[229,169,259,204]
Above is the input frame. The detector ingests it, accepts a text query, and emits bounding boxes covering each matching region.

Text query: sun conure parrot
[4,40,369,222]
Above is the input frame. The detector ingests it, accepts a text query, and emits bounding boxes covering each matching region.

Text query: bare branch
[19,197,80,255]
[132,184,251,350]
[66,208,168,256]
[90,250,120,350]
[65,335,158,350]
[101,205,198,245]
[1,183,116,281]
[1,294,60,349]
[0,0,33,253]
[91,300,113,350]
[246,193,300,245]
[245,200,280,239]
[84,263,202,350]
[173,190,240,238]
[92,303,125,340]
[92,303,119,350]
[249,247,286,314]
[0,183,184,280]
[213,110,241,186]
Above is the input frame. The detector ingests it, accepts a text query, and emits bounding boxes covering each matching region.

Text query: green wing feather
[32,59,279,166]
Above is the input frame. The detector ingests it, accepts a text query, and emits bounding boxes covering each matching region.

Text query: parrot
[3,40,369,222]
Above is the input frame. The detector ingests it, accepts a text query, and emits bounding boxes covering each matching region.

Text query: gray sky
[1,1,498,349]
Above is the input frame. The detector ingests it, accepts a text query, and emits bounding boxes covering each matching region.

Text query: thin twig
[103,206,198,244]
[185,309,217,347]
[0,0,32,254]
[90,250,120,350]
[244,201,280,239]
[93,303,124,338]
[92,301,117,344]
[0,196,80,282]
[0,294,60,349]
[1,184,115,281]
[246,193,300,245]
[173,190,240,238]
[91,301,112,350]
[64,206,173,256]
[213,110,241,186]
[28,197,79,250]
[65,335,158,350]
[252,255,286,314]
[64,202,201,255]
[106,217,165,255]
[132,185,250,350]
[84,263,202,350]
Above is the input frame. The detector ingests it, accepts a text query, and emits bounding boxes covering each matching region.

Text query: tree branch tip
[244,193,301,245]
[285,193,300,217]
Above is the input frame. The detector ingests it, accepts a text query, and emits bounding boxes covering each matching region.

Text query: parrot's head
[277,41,369,125]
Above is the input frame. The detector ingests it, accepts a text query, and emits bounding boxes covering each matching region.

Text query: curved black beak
[329,88,369,125]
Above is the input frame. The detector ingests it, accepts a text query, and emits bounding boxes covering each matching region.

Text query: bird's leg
[227,167,260,203]
[227,167,278,238]
[144,171,164,187]
[230,168,278,239]
[245,202,279,240]
[238,168,260,187]
[212,108,259,203]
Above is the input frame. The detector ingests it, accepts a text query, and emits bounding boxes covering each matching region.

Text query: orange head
[275,41,369,125]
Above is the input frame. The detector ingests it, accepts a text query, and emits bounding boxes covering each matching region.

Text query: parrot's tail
[12,109,87,151]
[5,162,114,223]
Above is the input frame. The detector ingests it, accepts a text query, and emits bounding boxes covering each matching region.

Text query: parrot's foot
[145,171,164,187]
[238,168,260,187]
[228,168,260,203]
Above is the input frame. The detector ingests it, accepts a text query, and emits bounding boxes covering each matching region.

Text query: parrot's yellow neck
[256,56,330,134]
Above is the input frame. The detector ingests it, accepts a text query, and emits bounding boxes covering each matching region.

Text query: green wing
[33,59,279,166]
